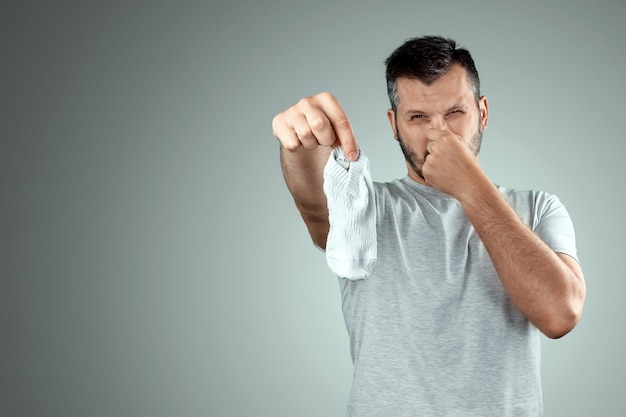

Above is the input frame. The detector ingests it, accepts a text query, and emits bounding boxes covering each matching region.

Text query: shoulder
[496,185,570,228]
[496,185,562,207]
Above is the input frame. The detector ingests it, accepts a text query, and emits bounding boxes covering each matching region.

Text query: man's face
[387,64,489,184]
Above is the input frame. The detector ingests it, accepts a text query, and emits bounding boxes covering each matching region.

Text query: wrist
[455,171,496,207]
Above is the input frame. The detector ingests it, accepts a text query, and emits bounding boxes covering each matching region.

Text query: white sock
[323,147,377,280]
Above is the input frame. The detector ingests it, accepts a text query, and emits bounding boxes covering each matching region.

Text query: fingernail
[348,151,358,161]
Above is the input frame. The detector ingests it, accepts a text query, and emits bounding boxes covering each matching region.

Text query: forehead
[395,65,475,110]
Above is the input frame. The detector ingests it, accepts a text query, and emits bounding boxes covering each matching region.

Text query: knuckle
[308,115,327,131]
[297,96,315,108]
[317,91,335,101]
[271,114,283,133]
[294,126,312,140]
[283,141,301,152]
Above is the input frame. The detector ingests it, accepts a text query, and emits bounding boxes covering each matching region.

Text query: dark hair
[385,36,481,110]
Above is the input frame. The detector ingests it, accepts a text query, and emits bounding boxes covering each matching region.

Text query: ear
[387,109,398,140]
[479,96,489,129]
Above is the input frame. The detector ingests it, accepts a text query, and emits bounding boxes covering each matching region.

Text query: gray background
[2,0,624,416]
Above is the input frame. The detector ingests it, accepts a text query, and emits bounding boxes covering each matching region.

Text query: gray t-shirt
[337,176,578,417]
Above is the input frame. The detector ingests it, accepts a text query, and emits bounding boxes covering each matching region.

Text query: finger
[272,113,302,152]
[304,111,335,147]
[316,92,359,161]
[290,112,322,150]
[425,128,447,142]
[296,97,337,147]
[421,160,432,184]
[427,128,464,145]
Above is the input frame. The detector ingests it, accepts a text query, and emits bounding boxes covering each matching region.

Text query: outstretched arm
[272,92,359,249]
[279,145,331,249]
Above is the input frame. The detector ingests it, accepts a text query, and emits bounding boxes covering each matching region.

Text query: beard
[397,122,484,181]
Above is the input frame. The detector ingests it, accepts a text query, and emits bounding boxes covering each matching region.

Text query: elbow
[540,296,585,340]
[541,316,578,339]
[299,210,329,251]
[541,271,587,339]
[540,254,587,339]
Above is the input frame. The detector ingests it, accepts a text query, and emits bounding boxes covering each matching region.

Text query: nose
[430,115,446,130]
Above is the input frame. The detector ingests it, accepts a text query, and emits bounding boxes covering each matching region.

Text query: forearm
[459,178,586,338]
[280,145,332,248]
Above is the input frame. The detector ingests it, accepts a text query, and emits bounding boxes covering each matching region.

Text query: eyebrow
[447,103,469,112]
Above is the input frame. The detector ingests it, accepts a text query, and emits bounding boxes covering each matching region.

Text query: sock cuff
[323,147,370,198]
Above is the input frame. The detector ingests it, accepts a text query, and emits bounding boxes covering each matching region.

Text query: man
[272,36,586,416]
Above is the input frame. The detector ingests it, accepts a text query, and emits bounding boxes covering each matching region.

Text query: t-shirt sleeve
[533,192,579,262]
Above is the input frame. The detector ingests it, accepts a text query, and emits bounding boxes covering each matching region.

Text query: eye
[410,114,426,120]
[446,109,464,118]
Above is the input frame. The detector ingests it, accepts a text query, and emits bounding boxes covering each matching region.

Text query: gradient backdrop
[2,1,625,416]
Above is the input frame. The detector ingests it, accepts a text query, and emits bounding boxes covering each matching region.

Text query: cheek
[400,126,428,147]
[448,117,478,139]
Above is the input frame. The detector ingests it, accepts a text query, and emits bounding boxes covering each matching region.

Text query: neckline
[400,176,456,199]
